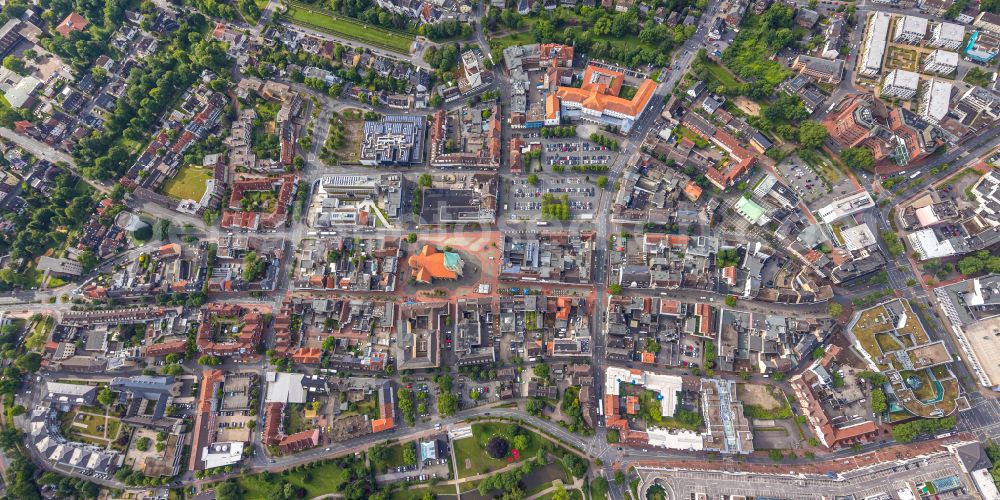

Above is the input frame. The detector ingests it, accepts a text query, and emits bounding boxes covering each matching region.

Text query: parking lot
[505,174,599,221]
[777,159,826,204]
[543,140,614,169]
[776,157,858,209]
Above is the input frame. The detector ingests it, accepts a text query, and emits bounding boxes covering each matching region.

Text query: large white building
[923,49,959,75]
[817,191,875,224]
[920,78,953,124]
[554,65,657,133]
[860,12,892,77]
[881,69,920,99]
[604,366,682,418]
[929,22,966,50]
[201,442,244,469]
[894,15,928,45]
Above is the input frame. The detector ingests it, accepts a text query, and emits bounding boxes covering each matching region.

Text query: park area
[701,61,742,92]
[283,1,414,54]
[59,407,123,449]
[160,165,212,201]
[885,46,920,73]
[321,111,365,165]
[453,422,543,478]
[235,459,352,500]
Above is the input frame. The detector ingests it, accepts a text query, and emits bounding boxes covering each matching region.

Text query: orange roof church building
[407,245,465,284]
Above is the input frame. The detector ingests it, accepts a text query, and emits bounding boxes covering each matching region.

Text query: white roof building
[646,428,704,450]
[914,205,941,227]
[840,223,877,251]
[44,382,98,406]
[881,69,920,99]
[604,366,682,418]
[923,49,959,75]
[971,468,1000,500]
[860,12,891,77]
[920,79,953,124]
[4,75,40,109]
[264,371,307,404]
[201,442,244,469]
[930,22,966,50]
[817,191,875,223]
[894,15,928,44]
[908,228,957,259]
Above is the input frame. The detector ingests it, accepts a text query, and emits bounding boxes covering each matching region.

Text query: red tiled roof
[144,340,187,357]
[263,402,284,445]
[56,12,89,37]
[278,428,320,453]
[372,417,395,433]
[555,65,656,119]
[683,181,703,202]
[408,245,460,283]
[291,347,323,364]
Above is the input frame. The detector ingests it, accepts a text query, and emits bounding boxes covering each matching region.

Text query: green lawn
[160,165,212,201]
[283,2,414,53]
[702,61,742,90]
[236,462,351,499]
[380,442,409,473]
[26,316,52,351]
[489,30,537,52]
[389,484,461,500]
[58,410,122,447]
[454,436,499,478]
[47,276,68,287]
[674,126,709,148]
[454,422,544,478]
[538,489,583,500]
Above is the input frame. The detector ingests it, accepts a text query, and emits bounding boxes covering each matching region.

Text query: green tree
[14,352,41,373]
[871,388,888,413]
[215,480,241,500]
[512,434,529,450]
[609,284,623,295]
[97,387,116,406]
[596,176,608,189]
[437,393,458,416]
[528,173,539,186]
[418,173,433,188]
[645,338,661,354]
[827,302,843,317]
[2,56,25,75]
[242,251,267,282]
[891,422,919,443]
[403,443,417,465]
[798,121,827,149]
[533,362,550,381]
[198,355,221,366]
[841,147,875,171]
[77,250,98,273]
